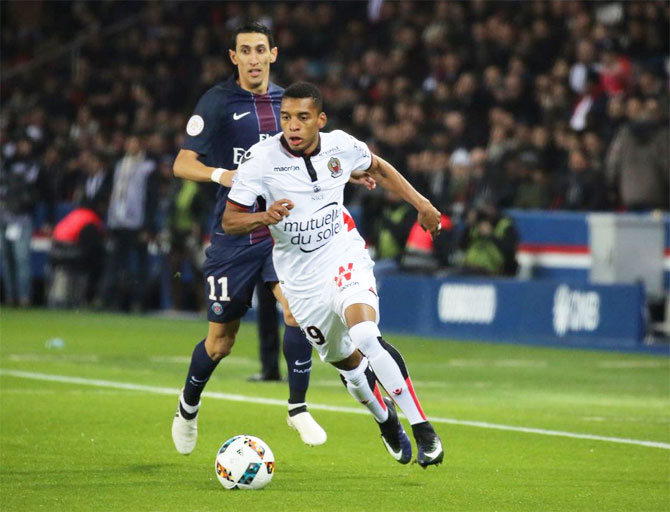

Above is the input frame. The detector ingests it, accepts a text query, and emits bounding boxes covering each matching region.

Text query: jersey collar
[280,135,321,158]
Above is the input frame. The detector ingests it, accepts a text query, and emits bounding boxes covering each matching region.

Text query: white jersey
[228,130,373,294]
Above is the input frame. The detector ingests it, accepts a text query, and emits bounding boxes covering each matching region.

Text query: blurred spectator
[569,69,607,132]
[597,38,632,96]
[562,148,608,211]
[47,206,105,308]
[0,137,53,306]
[569,39,597,94]
[458,202,519,277]
[605,97,670,211]
[512,150,553,209]
[100,134,158,311]
[72,149,111,215]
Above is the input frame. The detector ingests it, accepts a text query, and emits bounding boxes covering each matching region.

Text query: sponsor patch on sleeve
[186,115,205,136]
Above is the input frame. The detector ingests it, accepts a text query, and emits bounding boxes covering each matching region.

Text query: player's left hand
[417,202,442,238]
[348,172,376,190]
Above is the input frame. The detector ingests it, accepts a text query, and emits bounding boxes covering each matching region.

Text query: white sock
[179,395,199,415]
[338,356,388,423]
[349,321,426,425]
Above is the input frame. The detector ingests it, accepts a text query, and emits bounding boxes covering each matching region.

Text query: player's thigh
[330,255,380,324]
[202,242,271,323]
[283,290,355,364]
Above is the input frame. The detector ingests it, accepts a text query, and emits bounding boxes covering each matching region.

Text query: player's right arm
[223,199,294,235]
[176,87,235,187]
[222,144,293,234]
[173,149,235,187]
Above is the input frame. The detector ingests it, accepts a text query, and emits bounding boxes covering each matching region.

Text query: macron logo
[233,112,251,121]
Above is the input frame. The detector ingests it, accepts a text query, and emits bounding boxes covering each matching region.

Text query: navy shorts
[202,238,278,323]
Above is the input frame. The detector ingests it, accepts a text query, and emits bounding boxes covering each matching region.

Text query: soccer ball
[215,435,275,490]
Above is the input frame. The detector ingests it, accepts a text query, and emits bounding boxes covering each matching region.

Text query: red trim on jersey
[226,198,252,211]
[254,93,278,133]
[373,382,387,411]
[405,377,427,421]
[342,210,356,232]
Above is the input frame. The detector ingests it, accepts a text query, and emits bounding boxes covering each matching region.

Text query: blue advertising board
[377,275,647,350]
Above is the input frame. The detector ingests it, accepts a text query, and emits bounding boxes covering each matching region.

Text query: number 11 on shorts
[207,276,230,301]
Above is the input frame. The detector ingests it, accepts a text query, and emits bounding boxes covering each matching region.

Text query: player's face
[229,32,277,93]
[280,97,327,154]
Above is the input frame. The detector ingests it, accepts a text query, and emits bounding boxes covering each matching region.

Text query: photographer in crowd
[458,200,519,277]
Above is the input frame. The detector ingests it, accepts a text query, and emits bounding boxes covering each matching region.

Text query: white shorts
[283,253,379,363]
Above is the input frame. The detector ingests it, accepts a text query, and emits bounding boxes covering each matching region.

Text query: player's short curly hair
[230,22,274,50]
[283,82,323,111]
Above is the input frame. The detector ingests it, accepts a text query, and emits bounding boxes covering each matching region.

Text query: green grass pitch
[1,309,668,511]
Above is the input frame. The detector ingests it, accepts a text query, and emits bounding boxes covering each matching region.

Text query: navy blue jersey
[182,77,283,246]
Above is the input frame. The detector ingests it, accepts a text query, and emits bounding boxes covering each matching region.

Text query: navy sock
[283,326,312,404]
[183,339,220,407]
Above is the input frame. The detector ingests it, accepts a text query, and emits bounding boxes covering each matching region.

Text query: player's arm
[367,154,441,235]
[222,199,294,235]
[172,149,235,187]
[349,170,376,190]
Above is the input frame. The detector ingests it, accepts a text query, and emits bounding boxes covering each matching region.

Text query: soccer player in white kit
[224,82,444,467]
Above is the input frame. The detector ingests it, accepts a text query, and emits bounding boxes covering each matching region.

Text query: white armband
[210,167,225,184]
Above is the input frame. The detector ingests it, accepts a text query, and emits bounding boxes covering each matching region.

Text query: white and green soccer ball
[215,435,275,490]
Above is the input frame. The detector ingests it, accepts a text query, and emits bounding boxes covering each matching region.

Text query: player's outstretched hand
[417,201,442,237]
[264,199,294,225]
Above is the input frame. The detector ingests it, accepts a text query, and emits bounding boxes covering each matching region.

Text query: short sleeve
[181,88,223,157]
[346,134,373,172]
[227,149,264,208]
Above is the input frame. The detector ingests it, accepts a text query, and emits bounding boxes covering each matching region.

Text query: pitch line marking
[1,369,668,450]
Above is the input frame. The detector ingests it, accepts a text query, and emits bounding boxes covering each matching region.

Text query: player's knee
[206,334,235,361]
[348,321,382,358]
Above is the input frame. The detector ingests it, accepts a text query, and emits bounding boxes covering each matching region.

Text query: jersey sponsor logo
[233,111,251,120]
[552,285,600,337]
[186,115,204,136]
[438,284,496,324]
[334,262,354,287]
[320,146,341,156]
[327,157,343,178]
[283,202,342,253]
[274,165,300,173]
[239,150,253,165]
[211,302,224,315]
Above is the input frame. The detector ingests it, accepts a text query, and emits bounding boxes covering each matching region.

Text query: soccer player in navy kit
[171,23,326,454]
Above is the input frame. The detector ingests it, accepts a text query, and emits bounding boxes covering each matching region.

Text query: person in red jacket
[48,206,104,308]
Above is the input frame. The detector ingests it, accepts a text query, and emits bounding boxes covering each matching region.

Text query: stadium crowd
[1,0,669,309]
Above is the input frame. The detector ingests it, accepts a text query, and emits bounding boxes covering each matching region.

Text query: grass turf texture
[0,309,668,512]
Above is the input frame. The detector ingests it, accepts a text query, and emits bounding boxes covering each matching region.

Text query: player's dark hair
[230,22,274,50]
[283,82,323,111]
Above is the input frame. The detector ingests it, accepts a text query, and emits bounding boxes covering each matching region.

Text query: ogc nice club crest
[328,157,343,178]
